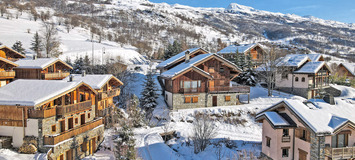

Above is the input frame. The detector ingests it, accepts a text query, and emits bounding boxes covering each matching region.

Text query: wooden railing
[43,118,104,145]
[208,86,250,93]
[99,88,120,100]
[325,146,355,159]
[0,71,15,78]
[56,100,92,116]
[28,107,56,118]
[41,72,70,80]
[178,88,205,93]
[282,136,290,142]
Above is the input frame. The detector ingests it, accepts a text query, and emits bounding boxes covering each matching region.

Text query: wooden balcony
[41,72,70,80]
[282,136,291,142]
[56,100,92,116]
[43,118,104,145]
[99,88,120,100]
[28,107,56,118]
[325,146,355,159]
[209,86,250,93]
[98,107,113,117]
[178,88,205,93]
[0,71,15,79]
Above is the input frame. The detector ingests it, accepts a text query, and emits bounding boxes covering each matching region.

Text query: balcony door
[213,96,217,106]
[298,149,307,160]
[81,114,85,125]
[332,133,348,148]
[68,118,73,130]
[60,120,65,133]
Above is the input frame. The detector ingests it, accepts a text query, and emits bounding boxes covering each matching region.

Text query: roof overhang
[42,59,73,70]
[0,57,19,67]
[0,45,26,58]
[168,66,213,80]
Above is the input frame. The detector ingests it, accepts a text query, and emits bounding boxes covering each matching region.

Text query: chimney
[81,70,86,77]
[33,55,37,60]
[323,94,335,105]
[185,51,190,63]
[68,74,73,82]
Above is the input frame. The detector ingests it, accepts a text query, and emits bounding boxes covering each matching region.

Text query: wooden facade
[337,63,354,80]
[218,44,266,68]
[0,46,23,87]
[0,45,26,61]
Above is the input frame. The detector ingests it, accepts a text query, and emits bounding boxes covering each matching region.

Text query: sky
[149,0,355,23]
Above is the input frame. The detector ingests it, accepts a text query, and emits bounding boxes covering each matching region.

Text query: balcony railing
[56,100,92,116]
[0,71,15,78]
[28,107,56,118]
[325,146,355,159]
[209,86,250,93]
[43,118,104,145]
[282,136,291,142]
[178,88,204,93]
[41,72,70,80]
[99,88,120,100]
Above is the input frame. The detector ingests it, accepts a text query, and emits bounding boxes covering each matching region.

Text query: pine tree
[246,52,254,71]
[12,41,25,55]
[30,32,42,57]
[73,57,84,74]
[140,70,158,119]
[114,124,136,160]
[163,40,182,60]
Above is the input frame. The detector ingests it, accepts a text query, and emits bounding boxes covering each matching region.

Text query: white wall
[276,74,309,89]
[165,91,173,108]
[0,80,6,87]
[26,119,39,137]
[0,119,39,148]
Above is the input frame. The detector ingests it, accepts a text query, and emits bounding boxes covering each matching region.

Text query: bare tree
[161,121,171,143]
[41,22,61,57]
[192,113,217,154]
[214,143,225,160]
[258,46,279,96]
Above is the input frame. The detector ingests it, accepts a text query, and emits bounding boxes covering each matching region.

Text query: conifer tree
[30,32,42,57]
[163,40,182,60]
[12,41,25,55]
[140,70,158,119]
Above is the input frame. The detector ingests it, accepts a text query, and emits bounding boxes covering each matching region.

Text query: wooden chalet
[63,73,123,127]
[15,57,73,80]
[337,63,355,80]
[0,79,104,160]
[217,43,267,68]
[160,51,250,110]
[0,45,26,87]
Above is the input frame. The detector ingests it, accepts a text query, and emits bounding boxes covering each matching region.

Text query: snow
[340,62,355,76]
[261,112,289,126]
[62,74,116,90]
[156,48,201,68]
[217,43,257,54]
[15,58,69,69]
[294,61,325,74]
[0,79,83,106]
[0,149,46,160]
[276,54,310,67]
[160,53,212,78]
[306,54,323,62]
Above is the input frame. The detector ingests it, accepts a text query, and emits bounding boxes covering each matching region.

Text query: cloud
[286,5,320,11]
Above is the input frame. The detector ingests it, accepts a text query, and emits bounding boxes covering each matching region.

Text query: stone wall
[310,133,325,160]
[276,87,309,99]
[206,93,239,107]
[324,86,341,97]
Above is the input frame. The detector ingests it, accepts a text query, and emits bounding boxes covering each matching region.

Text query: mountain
[0,0,354,60]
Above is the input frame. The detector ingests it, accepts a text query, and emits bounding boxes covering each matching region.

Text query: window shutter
[306,130,311,142]
[185,97,191,103]
[192,97,198,103]
[225,96,231,101]
[295,128,301,138]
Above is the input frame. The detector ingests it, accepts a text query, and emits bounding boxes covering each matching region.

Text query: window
[75,118,78,124]
[191,81,198,89]
[283,129,289,136]
[51,125,56,133]
[88,113,91,118]
[282,148,289,157]
[331,133,349,148]
[180,81,183,88]
[208,67,215,73]
[165,94,168,101]
[302,77,305,82]
[198,80,201,88]
[225,96,231,101]
[295,77,299,82]
[81,142,87,152]
[282,72,288,79]
[219,67,224,73]
[301,129,307,141]
[219,80,225,85]
[185,97,191,103]
[266,136,271,147]
[184,81,191,88]
[192,97,198,103]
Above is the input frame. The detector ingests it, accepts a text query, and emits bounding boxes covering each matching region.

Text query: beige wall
[276,74,310,89]
[325,126,355,147]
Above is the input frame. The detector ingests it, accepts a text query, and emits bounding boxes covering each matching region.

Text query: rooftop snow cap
[185,50,190,63]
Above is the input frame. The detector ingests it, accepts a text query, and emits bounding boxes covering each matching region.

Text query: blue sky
[149,0,355,23]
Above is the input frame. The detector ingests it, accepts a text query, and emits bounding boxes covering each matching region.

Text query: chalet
[337,63,355,80]
[156,48,209,73]
[0,45,26,87]
[275,54,331,99]
[63,74,123,127]
[217,43,267,68]
[15,57,73,80]
[159,51,250,110]
[0,79,104,160]
[256,99,355,160]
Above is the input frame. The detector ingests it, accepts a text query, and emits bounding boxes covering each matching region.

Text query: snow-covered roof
[161,53,213,78]
[15,58,73,69]
[340,63,355,76]
[156,48,206,68]
[257,99,355,135]
[306,54,323,62]
[0,79,93,107]
[0,57,18,67]
[0,45,26,58]
[276,54,310,68]
[217,43,263,54]
[294,61,327,74]
[262,112,289,126]
[62,74,123,90]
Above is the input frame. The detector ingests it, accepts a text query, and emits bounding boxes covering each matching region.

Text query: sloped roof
[15,58,73,70]
[0,79,95,107]
[217,43,264,54]
[62,74,123,90]
[276,54,310,68]
[156,48,207,69]
[0,45,26,58]
[257,99,355,135]
[306,54,323,62]
[0,57,18,67]
[294,61,329,74]
[340,63,355,76]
